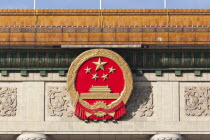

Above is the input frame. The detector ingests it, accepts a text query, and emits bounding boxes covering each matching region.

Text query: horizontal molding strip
[0,68,210,71]
[0,9,210,16]
[0,27,209,33]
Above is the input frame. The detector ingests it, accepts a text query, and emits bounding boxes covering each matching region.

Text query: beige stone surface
[1,121,210,134]
[135,72,210,82]
[1,73,210,135]
[159,82,179,121]
[0,72,209,82]
[33,73,53,81]
[21,82,44,121]
[0,72,66,82]
[52,73,67,81]
[14,73,34,81]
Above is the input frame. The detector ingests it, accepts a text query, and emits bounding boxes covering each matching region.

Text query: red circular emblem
[67,49,133,121]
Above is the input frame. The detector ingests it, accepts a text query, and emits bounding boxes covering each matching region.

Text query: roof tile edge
[0,9,209,15]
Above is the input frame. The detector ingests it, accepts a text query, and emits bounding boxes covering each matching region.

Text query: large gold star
[92,74,99,80]
[92,58,107,71]
[109,67,116,73]
[101,74,108,81]
[84,67,91,73]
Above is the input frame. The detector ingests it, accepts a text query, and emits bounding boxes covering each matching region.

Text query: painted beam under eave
[61,44,144,48]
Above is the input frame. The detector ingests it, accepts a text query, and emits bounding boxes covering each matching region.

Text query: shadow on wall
[121,74,153,121]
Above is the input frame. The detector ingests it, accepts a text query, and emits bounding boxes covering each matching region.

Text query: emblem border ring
[67,49,133,110]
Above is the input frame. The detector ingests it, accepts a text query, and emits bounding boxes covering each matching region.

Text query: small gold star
[92,74,99,80]
[84,67,92,73]
[93,58,107,71]
[101,74,108,81]
[109,67,116,73]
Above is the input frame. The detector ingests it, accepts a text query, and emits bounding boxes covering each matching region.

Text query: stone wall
[0,72,210,135]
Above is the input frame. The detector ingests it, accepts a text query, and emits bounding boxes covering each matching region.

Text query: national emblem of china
[67,49,133,121]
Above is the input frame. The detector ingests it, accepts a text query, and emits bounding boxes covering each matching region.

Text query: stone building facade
[0,9,210,140]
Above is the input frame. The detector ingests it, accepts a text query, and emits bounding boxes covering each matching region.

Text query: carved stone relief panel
[0,87,17,117]
[126,86,154,118]
[185,86,210,116]
[48,86,74,117]
[180,83,210,121]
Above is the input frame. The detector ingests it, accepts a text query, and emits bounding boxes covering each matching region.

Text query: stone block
[159,82,179,121]
[200,73,208,81]
[161,73,169,81]
[0,73,15,81]
[143,73,150,81]
[187,73,197,81]
[53,73,67,81]
[33,73,53,81]
[168,73,176,81]
[181,72,188,81]
[149,73,157,81]
[14,73,34,81]
[21,82,44,121]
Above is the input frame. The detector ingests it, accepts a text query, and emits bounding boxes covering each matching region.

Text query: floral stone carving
[126,86,153,117]
[0,87,17,117]
[151,134,183,140]
[48,86,74,117]
[17,133,48,140]
[185,86,210,116]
